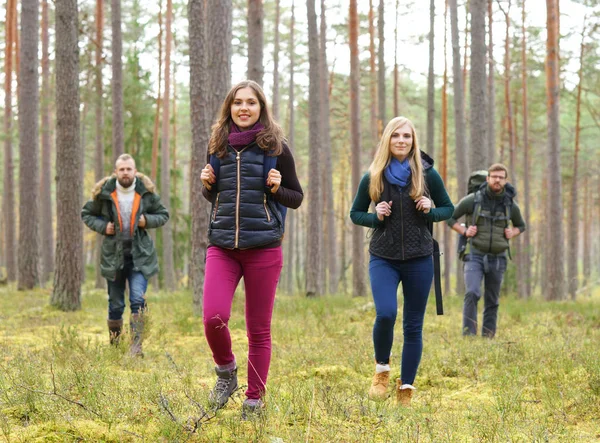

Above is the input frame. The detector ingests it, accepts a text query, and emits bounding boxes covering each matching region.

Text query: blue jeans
[462,253,507,337]
[369,254,433,385]
[107,256,148,320]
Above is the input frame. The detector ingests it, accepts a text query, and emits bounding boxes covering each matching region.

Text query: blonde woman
[350,116,453,406]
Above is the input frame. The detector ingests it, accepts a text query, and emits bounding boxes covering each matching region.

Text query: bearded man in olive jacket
[82,154,169,356]
[447,163,526,338]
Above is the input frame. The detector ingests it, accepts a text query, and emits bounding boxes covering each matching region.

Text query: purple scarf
[228,122,265,150]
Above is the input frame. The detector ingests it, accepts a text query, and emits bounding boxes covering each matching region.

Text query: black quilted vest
[208,144,283,249]
[369,168,433,261]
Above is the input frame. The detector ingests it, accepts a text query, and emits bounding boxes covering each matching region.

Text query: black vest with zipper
[369,173,433,261]
[208,143,283,249]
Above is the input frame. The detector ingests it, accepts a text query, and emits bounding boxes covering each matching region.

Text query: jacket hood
[91,173,156,200]
[420,151,434,170]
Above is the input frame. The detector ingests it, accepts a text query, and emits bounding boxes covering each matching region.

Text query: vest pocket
[212,193,220,222]
[263,195,271,222]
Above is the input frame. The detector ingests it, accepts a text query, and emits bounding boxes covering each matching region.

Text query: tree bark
[393,0,399,118]
[3,0,17,282]
[161,0,176,290]
[544,0,565,300]
[487,0,495,163]
[207,0,232,119]
[18,0,41,290]
[189,0,210,313]
[305,0,323,297]
[520,0,531,298]
[247,0,264,85]
[52,0,82,310]
[40,0,54,283]
[469,0,487,171]
[442,0,451,296]
[151,0,163,182]
[320,0,337,294]
[111,0,124,161]
[368,0,377,149]
[284,0,296,294]
[377,0,385,138]
[567,19,586,300]
[350,0,366,297]
[272,0,281,120]
[426,0,435,157]
[94,0,105,289]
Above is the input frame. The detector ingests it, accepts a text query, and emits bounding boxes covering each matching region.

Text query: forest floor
[1,280,599,442]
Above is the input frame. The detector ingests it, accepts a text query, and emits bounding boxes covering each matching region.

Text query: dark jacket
[350,153,454,261]
[81,173,169,281]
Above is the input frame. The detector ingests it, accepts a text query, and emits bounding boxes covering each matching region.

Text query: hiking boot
[107,319,123,345]
[241,398,265,420]
[368,369,390,401]
[395,379,415,407]
[208,366,238,409]
[129,313,144,358]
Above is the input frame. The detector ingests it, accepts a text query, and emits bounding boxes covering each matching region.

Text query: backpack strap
[264,152,288,231]
[208,154,221,193]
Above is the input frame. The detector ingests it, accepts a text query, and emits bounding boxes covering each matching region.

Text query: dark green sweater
[350,167,454,229]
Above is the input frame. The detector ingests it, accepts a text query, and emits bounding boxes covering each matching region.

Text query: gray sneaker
[241,398,265,420]
[208,366,238,409]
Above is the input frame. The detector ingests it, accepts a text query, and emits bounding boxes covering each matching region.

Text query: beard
[118,176,134,188]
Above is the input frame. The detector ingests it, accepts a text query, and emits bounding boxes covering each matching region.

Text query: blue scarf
[384,158,411,187]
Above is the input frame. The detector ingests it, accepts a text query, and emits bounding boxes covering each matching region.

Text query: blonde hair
[368,116,426,201]
[115,153,136,169]
[208,80,285,158]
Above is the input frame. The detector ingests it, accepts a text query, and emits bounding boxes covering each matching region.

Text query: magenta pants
[202,245,283,400]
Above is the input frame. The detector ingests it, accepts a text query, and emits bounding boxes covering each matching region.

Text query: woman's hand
[375,201,393,221]
[201,163,216,190]
[415,196,431,214]
[267,168,282,194]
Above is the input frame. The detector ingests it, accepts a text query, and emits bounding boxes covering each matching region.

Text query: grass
[1,282,599,442]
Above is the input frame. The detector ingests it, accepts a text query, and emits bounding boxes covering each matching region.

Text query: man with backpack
[447,164,526,338]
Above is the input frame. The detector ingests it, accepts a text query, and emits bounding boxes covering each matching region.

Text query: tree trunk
[283,0,296,294]
[18,0,41,290]
[3,0,17,282]
[582,175,591,296]
[247,0,264,85]
[487,0,495,164]
[426,0,435,157]
[567,20,586,300]
[305,0,323,297]
[377,0,385,138]
[40,0,54,284]
[111,0,124,161]
[520,0,531,298]
[320,0,337,294]
[393,0,399,118]
[189,0,210,313]
[151,0,162,182]
[449,0,469,197]
[94,0,105,289]
[442,0,451,296]
[368,0,377,149]
[207,0,232,118]
[544,0,565,300]
[160,0,175,290]
[52,0,82,311]
[172,60,180,284]
[469,0,487,171]
[350,0,366,297]
[272,0,280,120]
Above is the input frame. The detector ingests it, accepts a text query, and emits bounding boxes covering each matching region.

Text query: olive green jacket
[81,173,169,281]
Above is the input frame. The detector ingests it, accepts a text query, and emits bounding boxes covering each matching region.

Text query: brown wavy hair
[208,80,285,158]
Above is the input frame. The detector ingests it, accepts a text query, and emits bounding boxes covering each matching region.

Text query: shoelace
[213,377,232,396]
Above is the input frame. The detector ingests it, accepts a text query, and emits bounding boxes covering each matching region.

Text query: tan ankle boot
[395,379,415,406]
[368,369,390,400]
